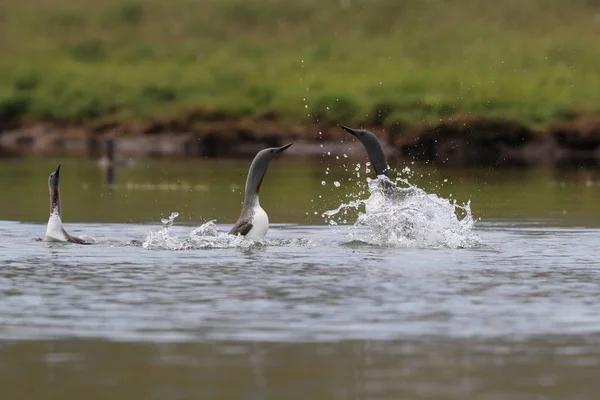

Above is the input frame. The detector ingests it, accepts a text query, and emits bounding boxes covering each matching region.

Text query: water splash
[143,212,189,250]
[323,175,481,249]
[161,212,179,228]
[143,213,315,251]
[143,213,256,251]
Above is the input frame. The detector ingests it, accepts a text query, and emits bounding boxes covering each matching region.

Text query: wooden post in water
[104,138,115,187]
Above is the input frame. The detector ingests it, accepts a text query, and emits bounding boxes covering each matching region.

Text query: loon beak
[338,124,359,136]
[52,164,61,188]
[338,124,390,177]
[275,143,293,154]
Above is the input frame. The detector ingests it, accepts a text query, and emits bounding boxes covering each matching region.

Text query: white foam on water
[143,213,258,250]
[143,212,315,251]
[323,175,481,249]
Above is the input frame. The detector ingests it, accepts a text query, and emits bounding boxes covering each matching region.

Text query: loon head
[339,125,390,177]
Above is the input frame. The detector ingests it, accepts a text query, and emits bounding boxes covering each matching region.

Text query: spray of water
[142,212,314,251]
[322,172,481,249]
[143,212,257,250]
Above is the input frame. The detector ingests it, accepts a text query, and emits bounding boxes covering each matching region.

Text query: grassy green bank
[1,0,600,128]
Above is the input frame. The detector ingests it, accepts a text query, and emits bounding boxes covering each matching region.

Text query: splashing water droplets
[322,176,480,249]
[190,220,219,236]
[160,212,179,227]
[143,214,265,250]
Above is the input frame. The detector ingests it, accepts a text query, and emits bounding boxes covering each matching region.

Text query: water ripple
[0,220,599,343]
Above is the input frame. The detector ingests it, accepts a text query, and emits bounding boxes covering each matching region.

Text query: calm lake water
[1,158,600,399]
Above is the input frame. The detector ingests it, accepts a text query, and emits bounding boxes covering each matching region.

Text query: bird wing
[229,220,253,236]
[64,229,91,245]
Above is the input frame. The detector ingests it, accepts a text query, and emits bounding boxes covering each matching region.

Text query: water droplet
[334,181,341,187]
[321,181,326,186]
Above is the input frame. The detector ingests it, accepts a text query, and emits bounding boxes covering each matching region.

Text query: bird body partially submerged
[230,202,269,241]
[229,143,292,240]
[43,165,91,244]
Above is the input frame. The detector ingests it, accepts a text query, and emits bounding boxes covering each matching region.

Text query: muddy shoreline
[2,115,600,167]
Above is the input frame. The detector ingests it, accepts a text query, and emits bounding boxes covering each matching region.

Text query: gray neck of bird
[243,161,267,209]
[243,179,260,209]
[366,143,389,178]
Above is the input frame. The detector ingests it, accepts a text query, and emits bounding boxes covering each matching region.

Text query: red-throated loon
[44,165,90,244]
[229,143,293,240]
[339,125,390,177]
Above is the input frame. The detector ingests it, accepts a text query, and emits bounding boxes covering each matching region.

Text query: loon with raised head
[44,165,90,244]
[339,124,390,177]
[229,143,293,240]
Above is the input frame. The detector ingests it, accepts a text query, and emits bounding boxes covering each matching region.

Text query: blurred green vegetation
[1,0,600,127]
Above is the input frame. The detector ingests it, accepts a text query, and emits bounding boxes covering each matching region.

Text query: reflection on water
[2,159,600,399]
[4,158,600,225]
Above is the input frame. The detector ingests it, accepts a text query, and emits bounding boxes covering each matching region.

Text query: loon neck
[243,192,260,210]
[50,188,62,217]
